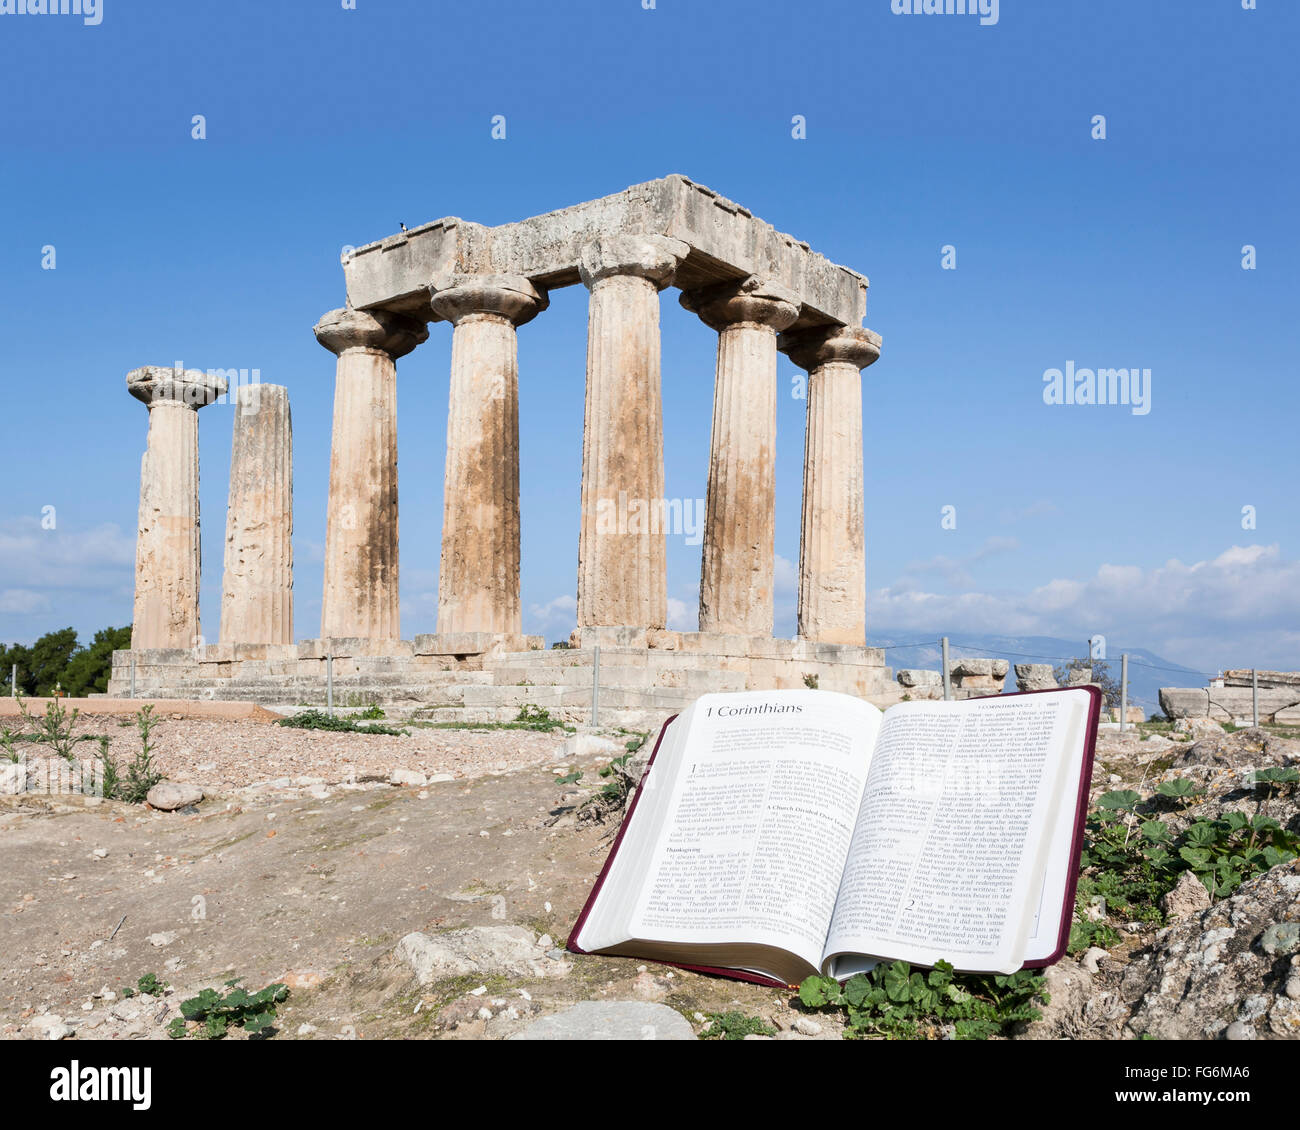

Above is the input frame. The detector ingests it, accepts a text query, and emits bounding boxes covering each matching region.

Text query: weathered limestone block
[1223,669,1300,690]
[576,235,688,630]
[1015,663,1058,692]
[681,277,800,636]
[897,669,943,700]
[779,325,882,645]
[219,384,293,645]
[343,176,868,331]
[430,274,547,636]
[1160,686,1300,724]
[128,365,227,650]
[314,307,427,640]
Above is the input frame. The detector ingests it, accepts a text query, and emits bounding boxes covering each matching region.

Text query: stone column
[127,365,228,650]
[429,274,547,636]
[680,277,800,635]
[219,383,294,645]
[778,325,882,645]
[576,234,688,630]
[314,307,427,641]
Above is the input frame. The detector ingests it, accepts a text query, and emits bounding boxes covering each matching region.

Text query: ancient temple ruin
[109,176,894,724]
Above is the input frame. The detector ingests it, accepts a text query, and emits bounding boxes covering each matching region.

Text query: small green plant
[596,753,633,803]
[0,725,22,763]
[167,978,288,1040]
[1177,811,1298,898]
[97,735,119,800]
[17,696,93,760]
[1070,790,1177,947]
[555,769,582,786]
[1252,766,1300,800]
[699,1011,776,1040]
[138,972,166,996]
[513,704,566,731]
[114,705,164,804]
[276,710,407,736]
[357,704,386,720]
[1154,777,1205,809]
[803,673,819,690]
[798,959,1046,1041]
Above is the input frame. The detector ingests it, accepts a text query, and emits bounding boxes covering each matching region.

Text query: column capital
[429,273,549,327]
[313,306,428,360]
[679,275,801,333]
[127,365,227,410]
[578,234,689,291]
[778,324,882,372]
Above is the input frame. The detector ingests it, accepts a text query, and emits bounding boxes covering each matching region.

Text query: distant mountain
[864,631,1211,718]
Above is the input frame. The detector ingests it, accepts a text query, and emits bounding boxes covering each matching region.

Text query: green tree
[0,625,132,698]
[24,627,78,696]
[1053,656,1122,709]
[0,642,33,695]
[60,626,133,697]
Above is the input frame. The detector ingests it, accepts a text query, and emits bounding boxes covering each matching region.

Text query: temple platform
[106,632,896,730]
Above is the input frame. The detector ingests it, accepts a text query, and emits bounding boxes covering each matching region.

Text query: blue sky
[0,0,1296,674]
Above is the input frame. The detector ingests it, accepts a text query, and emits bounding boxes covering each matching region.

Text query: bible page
[823,692,1080,975]
[614,690,881,973]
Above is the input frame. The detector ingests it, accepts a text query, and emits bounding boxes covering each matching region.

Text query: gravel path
[39,716,575,795]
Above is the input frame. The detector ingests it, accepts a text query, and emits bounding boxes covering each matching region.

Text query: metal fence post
[9,663,15,697]
[1252,668,1258,728]
[941,637,951,702]
[591,646,601,728]
[327,653,334,717]
[1120,653,1129,733]
[129,659,136,700]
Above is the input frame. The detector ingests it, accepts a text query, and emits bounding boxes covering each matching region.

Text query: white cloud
[869,544,1300,670]
[774,554,797,596]
[901,536,1021,589]
[0,517,135,591]
[527,593,577,636]
[0,589,51,615]
[667,597,697,632]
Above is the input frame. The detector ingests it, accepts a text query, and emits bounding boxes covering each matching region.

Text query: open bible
[569,686,1100,987]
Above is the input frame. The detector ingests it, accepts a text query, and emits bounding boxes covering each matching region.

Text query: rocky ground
[2,708,1297,1041]
[0,710,838,1041]
[1023,722,1300,1040]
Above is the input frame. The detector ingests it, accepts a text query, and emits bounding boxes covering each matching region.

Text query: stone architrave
[314,307,427,640]
[680,277,800,635]
[429,274,548,635]
[219,383,294,645]
[779,325,882,645]
[576,235,688,629]
[127,365,228,650]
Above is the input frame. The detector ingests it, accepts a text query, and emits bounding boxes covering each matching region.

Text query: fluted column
[314,307,427,640]
[127,365,227,650]
[576,234,689,629]
[429,274,548,635]
[779,325,882,645]
[219,383,294,645]
[680,277,800,635]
